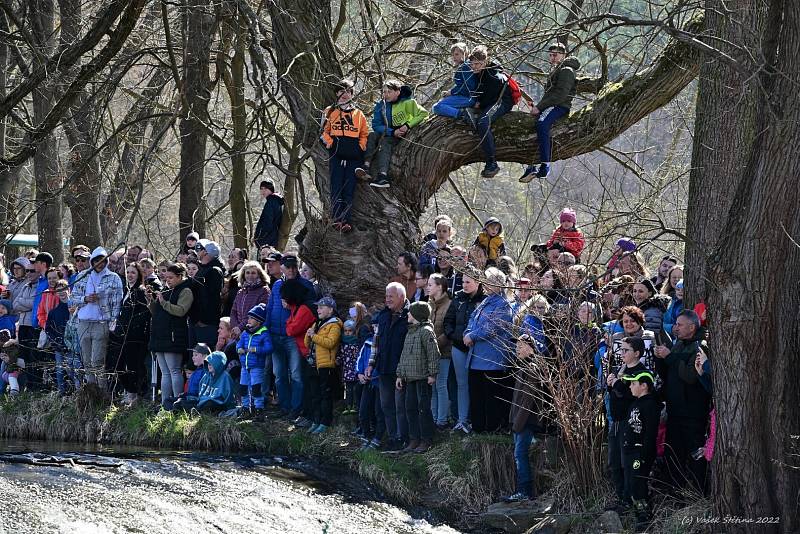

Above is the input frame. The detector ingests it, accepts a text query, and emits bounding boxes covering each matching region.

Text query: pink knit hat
[559,208,577,224]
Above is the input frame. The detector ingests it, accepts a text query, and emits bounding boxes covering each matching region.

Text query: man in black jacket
[253,181,284,248]
[654,310,711,493]
[189,239,225,347]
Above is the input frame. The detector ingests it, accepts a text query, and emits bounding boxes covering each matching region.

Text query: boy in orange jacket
[321,79,369,233]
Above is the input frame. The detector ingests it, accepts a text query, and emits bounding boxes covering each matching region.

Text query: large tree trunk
[686,2,800,531]
[269,0,702,303]
[177,0,218,240]
[30,0,64,261]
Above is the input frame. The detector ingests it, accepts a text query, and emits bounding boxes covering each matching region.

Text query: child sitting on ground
[396,301,440,454]
[339,320,361,415]
[171,343,211,411]
[197,351,236,414]
[305,297,343,434]
[236,303,273,420]
[320,79,369,233]
[473,217,507,267]
[0,339,25,396]
[432,43,476,118]
[355,80,428,189]
[545,208,585,261]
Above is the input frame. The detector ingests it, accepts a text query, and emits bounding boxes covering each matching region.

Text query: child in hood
[0,299,17,339]
[197,351,236,413]
[472,217,507,267]
[545,208,585,261]
[235,303,273,420]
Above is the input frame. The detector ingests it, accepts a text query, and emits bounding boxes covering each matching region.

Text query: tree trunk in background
[686,2,800,531]
[30,0,64,261]
[0,11,16,232]
[223,4,247,249]
[177,0,217,240]
[269,0,701,304]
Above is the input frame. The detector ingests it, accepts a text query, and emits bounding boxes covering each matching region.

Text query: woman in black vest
[147,263,193,408]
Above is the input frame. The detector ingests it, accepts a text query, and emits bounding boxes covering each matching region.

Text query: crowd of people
[0,42,714,530]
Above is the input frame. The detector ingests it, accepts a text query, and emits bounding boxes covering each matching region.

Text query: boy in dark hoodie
[197,351,236,413]
[320,79,369,232]
[521,43,580,182]
[356,79,428,189]
[605,336,651,512]
[461,45,515,178]
[472,217,507,267]
[621,370,661,530]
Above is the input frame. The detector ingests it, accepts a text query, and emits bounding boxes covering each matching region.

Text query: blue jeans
[54,351,80,394]
[450,347,470,424]
[330,155,359,223]
[431,358,451,425]
[476,102,512,161]
[379,374,408,443]
[271,335,303,413]
[240,366,265,409]
[514,429,536,497]
[432,95,474,118]
[536,105,569,163]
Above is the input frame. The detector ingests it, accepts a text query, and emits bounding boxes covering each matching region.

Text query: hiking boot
[458,108,478,130]
[369,174,390,188]
[355,167,372,182]
[536,163,551,179]
[401,439,420,453]
[519,165,539,183]
[413,441,431,454]
[481,160,500,178]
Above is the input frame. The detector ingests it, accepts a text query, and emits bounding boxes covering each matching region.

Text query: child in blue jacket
[432,43,477,118]
[356,336,385,449]
[236,303,273,419]
[0,299,17,339]
[197,351,236,413]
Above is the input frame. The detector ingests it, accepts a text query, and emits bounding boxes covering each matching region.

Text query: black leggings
[468,369,513,433]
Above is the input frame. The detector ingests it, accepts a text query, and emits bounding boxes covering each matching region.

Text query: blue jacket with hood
[197,351,236,410]
[236,325,273,369]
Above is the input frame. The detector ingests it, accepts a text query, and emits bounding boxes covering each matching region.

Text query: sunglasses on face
[26,269,36,273]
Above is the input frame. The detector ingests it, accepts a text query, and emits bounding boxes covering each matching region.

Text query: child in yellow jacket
[321,79,369,233]
[472,217,507,267]
[305,296,343,434]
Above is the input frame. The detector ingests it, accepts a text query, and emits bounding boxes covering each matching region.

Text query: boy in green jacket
[396,301,440,453]
[356,80,428,188]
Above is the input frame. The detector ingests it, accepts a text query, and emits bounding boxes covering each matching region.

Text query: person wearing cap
[10,258,38,374]
[68,246,124,389]
[236,303,273,420]
[168,343,211,411]
[520,43,580,182]
[304,296,343,433]
[620,370,661,529]
[263,251,283,287]
[282,278,318,428]
[653,310,711,493]
[69,246,91,285]
[254,181,285,248]
[266,254,314,417]
[395,301,439,453]
[188,239,225,347]
[662,279,684,336]
[650,255,678,292]
[544,208,585,261]
[463,267,515,433]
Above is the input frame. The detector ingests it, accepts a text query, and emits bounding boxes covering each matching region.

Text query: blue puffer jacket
[356,337,379,385]
[236,326,273,369]
[464,293,514,371]
[265,277,314,336]
[450,61,477,97]
[369,301,410,376]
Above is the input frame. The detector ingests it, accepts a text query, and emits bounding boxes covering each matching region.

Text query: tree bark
[686,2,800,531]
[269,0,702,303]
[177,0,218,240]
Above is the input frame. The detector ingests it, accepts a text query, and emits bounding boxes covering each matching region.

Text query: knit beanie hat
[343,319,356,330]
[0,299,13,316]
[559,208,577,224]
[247,303,268,323]
[615,237,637,252]
[409,301,431,323]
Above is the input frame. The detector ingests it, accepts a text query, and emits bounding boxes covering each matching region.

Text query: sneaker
[536,163,550,179]
[519,165,538,183]
[453,422,472,434]
[311,424,329,434]
[355,167,372,182]
[458,108,477,130]
[413,441,431,454]
[307,423,321,433]
[481,160,500,178]
[367,438,381,449]
[294,416,313,428]
[369,175,390,188]
[502,492,532,503]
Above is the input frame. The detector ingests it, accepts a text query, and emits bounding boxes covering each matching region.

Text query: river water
[0,441,462,534]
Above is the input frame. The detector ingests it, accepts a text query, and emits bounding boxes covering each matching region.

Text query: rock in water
[481,497,555,533]
[587,510,623,534]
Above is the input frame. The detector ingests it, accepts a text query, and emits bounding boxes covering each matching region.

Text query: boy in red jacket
[545,208,585,261]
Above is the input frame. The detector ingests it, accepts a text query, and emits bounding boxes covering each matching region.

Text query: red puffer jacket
[284,303,316,356]
[545,226,585,259]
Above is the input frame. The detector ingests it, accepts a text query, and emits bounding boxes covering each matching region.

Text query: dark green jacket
[396,321,440,381]
[537,57,580,110]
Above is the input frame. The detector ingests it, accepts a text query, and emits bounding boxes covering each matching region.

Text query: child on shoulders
[432,43,476,118]
[545,208,585,261]
[473,217,508,267]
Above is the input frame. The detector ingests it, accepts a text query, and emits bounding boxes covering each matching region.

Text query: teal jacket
[371,85,428,136]
[197,351,236,410]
